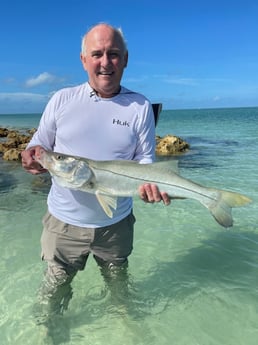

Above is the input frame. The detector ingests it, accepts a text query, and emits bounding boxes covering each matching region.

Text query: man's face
[81,25,128,98]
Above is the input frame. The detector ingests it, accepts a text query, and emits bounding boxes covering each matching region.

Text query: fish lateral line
[90,164,220,202]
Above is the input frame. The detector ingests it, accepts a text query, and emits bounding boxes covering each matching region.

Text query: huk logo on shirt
[112,118,130,127]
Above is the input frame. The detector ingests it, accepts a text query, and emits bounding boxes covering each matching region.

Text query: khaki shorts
[41,211,135,273]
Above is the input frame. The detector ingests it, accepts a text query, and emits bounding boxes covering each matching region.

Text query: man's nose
[101,53,111,66]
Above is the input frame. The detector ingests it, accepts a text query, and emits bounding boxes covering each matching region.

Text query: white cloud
[0,92,46,101]
[0,92,49,113]
[25,72,62,87]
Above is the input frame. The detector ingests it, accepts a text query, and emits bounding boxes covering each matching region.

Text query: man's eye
[92,53,102,58]
[109,52,119,58]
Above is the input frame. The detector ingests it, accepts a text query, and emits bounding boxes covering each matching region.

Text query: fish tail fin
[205,189,251,228]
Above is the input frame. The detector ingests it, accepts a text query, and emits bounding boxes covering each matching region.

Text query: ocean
[0,107,257,345]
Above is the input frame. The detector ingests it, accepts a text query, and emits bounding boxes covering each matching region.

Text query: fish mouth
[35,149,59,173]
[36,148,50,167]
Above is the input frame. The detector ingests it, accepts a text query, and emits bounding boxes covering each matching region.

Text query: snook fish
[37,150,251,228]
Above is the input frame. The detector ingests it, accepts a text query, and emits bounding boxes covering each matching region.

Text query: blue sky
[0,0,257,113]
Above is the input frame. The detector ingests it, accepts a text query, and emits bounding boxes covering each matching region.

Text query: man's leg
[35,263,76,323]
[92,212,135,301]
[35,211,92,323]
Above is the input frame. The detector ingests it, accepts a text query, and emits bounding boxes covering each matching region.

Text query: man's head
[80,23,128,98]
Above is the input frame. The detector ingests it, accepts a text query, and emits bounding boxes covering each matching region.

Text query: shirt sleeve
[133,101,156,164]
[27,94,58,150]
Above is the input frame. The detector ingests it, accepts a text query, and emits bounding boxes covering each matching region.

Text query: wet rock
[0,127,36,161]
[3,148,22,161]
[156,134,189,155]
[0,127,9,137]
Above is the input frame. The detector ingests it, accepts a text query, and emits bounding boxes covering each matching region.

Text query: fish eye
[56,155,65,160]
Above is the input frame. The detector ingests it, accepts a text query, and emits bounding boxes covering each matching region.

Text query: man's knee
[94,255,128,270]
[46,263,76,284]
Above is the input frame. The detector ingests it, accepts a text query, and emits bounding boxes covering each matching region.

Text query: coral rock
[156,134,189,155]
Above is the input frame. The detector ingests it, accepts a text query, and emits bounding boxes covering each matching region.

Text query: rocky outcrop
[156,134,189,155]
[0,127,190,161]
[0,127,36,161]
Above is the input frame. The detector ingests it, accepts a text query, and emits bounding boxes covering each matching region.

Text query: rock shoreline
[0,127,190,161]
[0,127,37,161]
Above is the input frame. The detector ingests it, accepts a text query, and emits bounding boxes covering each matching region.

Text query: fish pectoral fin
[95,191,117,218]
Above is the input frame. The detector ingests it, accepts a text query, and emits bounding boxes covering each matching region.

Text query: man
[21,23,170,321]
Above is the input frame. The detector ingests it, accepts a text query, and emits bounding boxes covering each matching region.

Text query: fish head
[37,149,95,190]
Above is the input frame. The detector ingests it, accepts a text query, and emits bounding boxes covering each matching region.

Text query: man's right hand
[21,146,48,175]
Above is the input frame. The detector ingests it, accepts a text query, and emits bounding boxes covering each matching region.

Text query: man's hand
[21,146,48,175]
[138,183,170,205]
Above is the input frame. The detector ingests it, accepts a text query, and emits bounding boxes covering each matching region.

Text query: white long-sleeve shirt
[28,82,156,227]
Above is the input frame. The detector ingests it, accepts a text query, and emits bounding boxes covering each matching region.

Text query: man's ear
[123,51,128,68]
[80,53,87,70]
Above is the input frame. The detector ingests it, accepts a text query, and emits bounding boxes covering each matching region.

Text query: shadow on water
[29,174,51,194]
[0,159,51,192]
[0,170,17,193]
[104,232,257,313]
[46,230,258,345]
[156,150,218,169]
[0,158,21,193]
[134,230,258,313]
[0,161,50,213]
[186,136,240,148]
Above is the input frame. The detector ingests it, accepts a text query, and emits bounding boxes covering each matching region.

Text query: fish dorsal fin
[155,160,179,174]
[95,189,117,218]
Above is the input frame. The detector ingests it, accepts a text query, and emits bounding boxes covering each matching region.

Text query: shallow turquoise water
[0,107,257,345]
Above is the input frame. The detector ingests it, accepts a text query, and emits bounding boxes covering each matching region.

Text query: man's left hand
[138,184,170,205]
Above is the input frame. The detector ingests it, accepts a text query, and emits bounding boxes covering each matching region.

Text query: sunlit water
[0,107,257,345]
